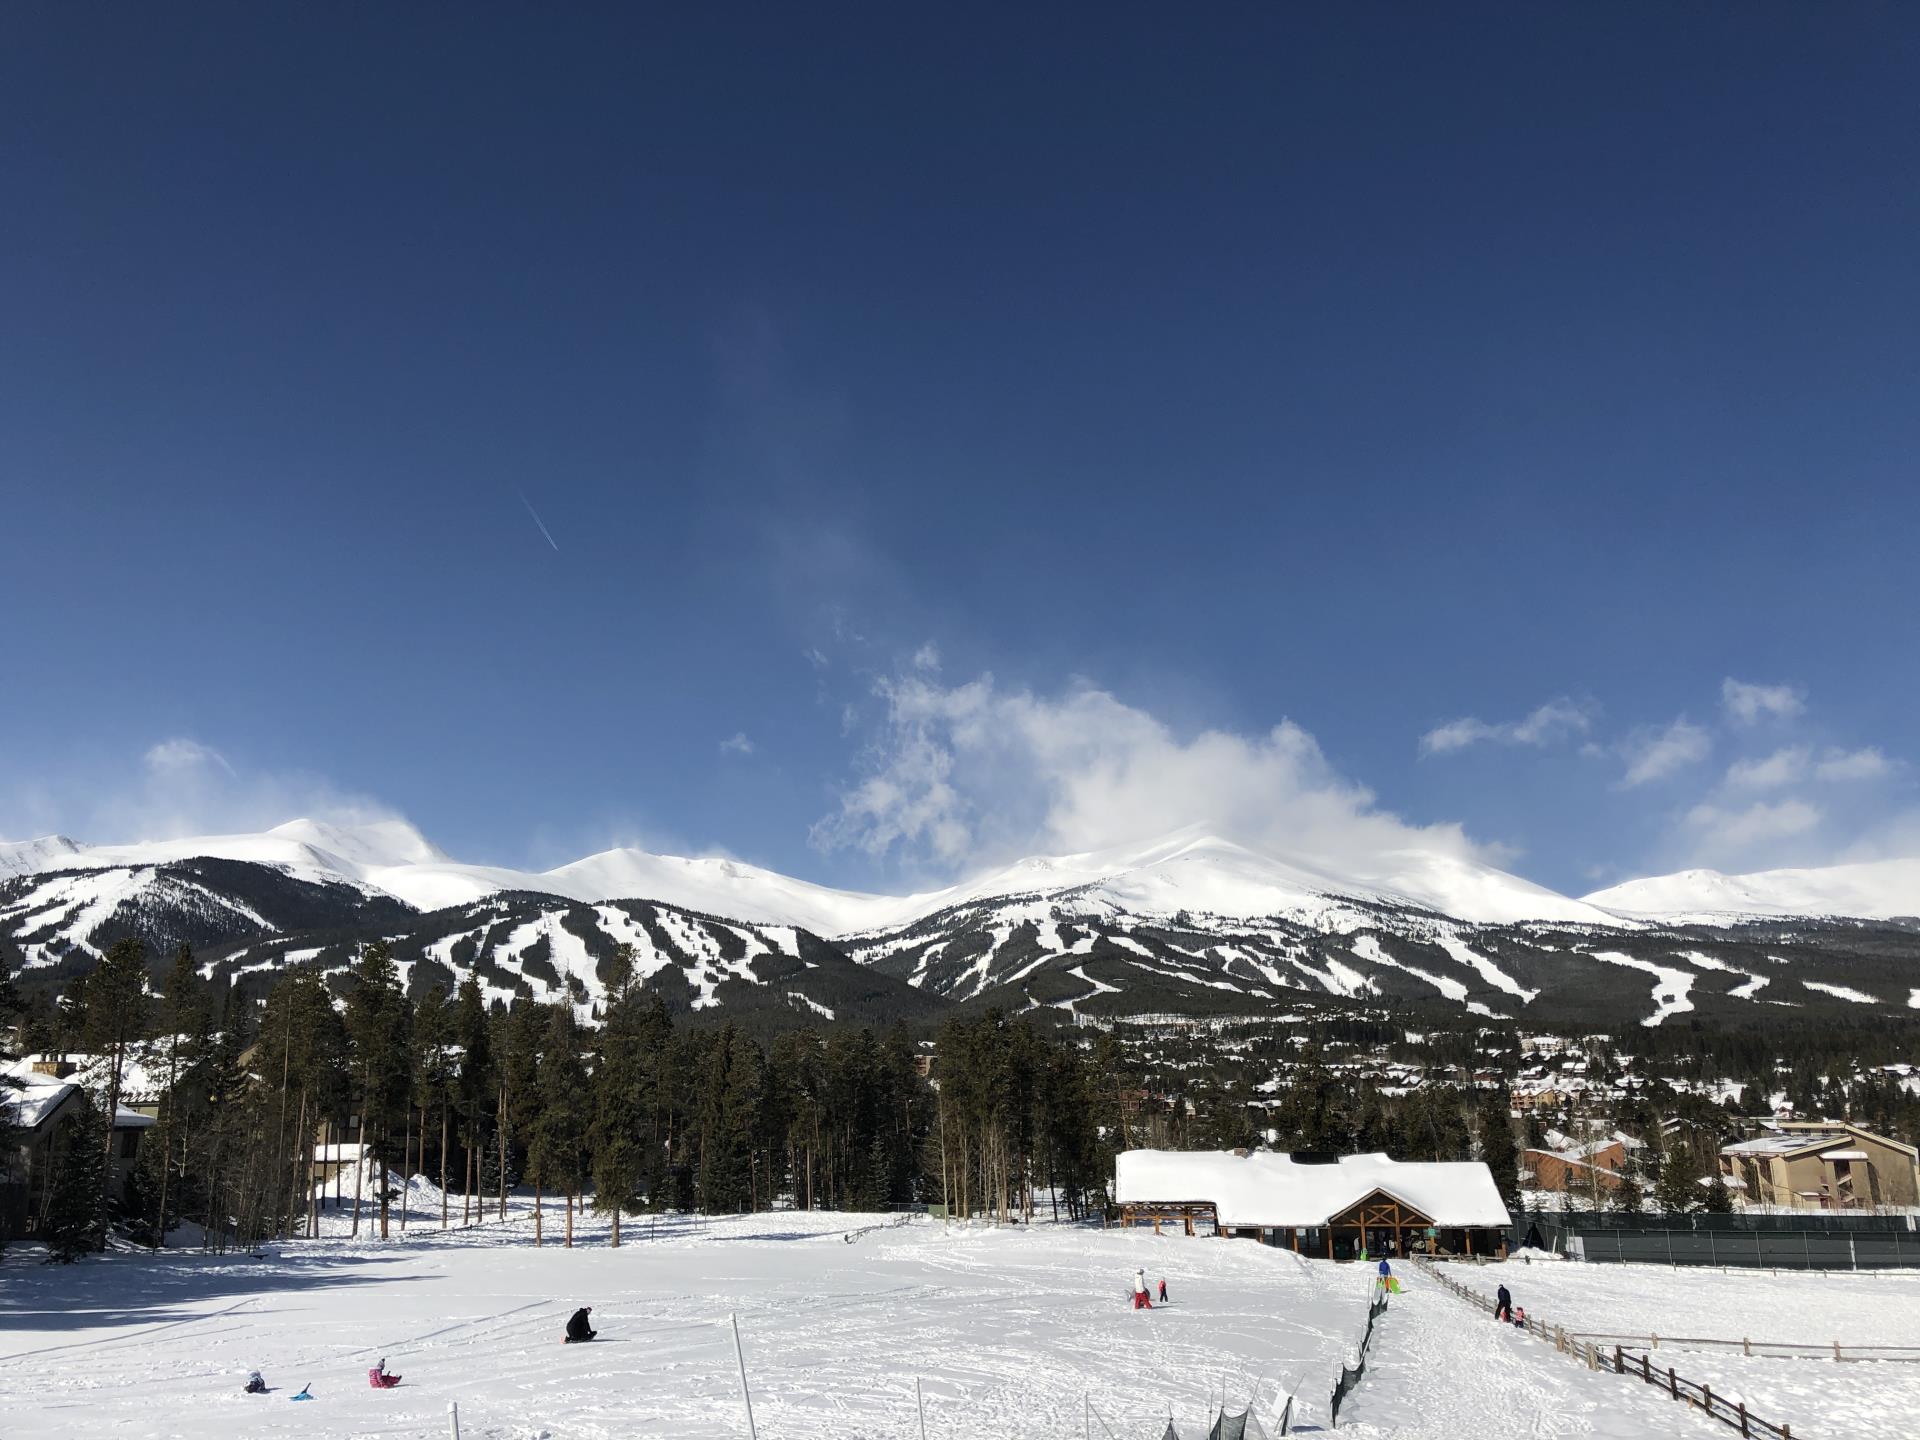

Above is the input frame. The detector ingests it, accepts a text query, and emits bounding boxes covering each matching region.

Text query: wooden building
[1113,1148,1511,1260]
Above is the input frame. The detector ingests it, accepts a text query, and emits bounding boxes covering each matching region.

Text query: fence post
[1833,1340,1842,1362]
[1668,1366,1677,1400]
[1738,1401,1749,1437]
[1743,1336,1750,1357]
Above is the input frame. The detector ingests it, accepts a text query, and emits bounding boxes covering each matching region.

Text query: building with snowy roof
[2,1059,157,1239]
[1718,1122,1919,1211]
[1114,1148,1512,1261]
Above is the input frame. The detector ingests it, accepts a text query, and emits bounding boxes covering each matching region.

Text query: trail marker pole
[447,1400,461,1440]
[917,1376,929,1440]
[730,1312,758,1440]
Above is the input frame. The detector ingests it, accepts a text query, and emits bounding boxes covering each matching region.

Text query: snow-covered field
[1468,1258,1920,1439]
[0,1208,1853,1440]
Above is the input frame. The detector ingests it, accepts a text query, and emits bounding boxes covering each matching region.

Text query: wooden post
[1737,1401,1749,1437]
[1292,1228,1299,1253]
[1465,1229,1474,1258]
[1667,1367,1677,1399]
[1326,1229,1333,1260]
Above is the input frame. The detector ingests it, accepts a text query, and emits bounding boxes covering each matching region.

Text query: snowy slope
[1584,858,1920,923]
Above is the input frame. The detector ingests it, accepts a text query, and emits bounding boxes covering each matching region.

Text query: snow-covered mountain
[1583,858,1920,924]
[0,820,1625,935]
[4,817,1916,1027]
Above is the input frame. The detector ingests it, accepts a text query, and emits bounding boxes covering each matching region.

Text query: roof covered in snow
[1115,1149,1512,1228]
[3,1062,157,1133]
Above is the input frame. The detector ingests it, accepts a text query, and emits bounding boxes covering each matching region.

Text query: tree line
[2,939,1118,1259]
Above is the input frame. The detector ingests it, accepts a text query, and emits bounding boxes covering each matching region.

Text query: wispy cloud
[1,737,404,845]
[719,732,757,757]
[1420,698,1594,756]
[1721,678,1803,724]
[1684,797,1823,854]
[1618,719,1713,788]
[1725,746,1809,790]
[1813,746,1895,783]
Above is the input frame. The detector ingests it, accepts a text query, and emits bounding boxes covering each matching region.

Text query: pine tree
[528,1004,588,1247]
[590,947,646,1244]
[344,942,412,1239]
[81,937,150,1250]
[1476,1084,1521,1213]
[42,1095,106,1263]
[452,978,494,1226]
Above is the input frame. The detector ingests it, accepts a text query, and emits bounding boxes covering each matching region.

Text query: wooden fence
[1566,1331,1920,1363]
[1411,1258,1794,1439]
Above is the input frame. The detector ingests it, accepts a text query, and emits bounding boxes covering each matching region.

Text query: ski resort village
[7,6,1920,1440]
[3,818,1918,1438]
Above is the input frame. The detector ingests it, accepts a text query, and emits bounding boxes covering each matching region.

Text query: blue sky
[3,5,1916,897]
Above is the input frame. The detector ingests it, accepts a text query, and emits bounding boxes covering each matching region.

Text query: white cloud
[1618,719,1712,788]
[1420,698,1593,756]
[1813,746,1895,783]
[144,738,236,778]
[1722,678,1805,725]
[1724,746,1809,790]
[813,670,1498,877]
[719,732,757,757]
[1684,798,1823,854]
[803,647,830,671]
[910,642,941,673]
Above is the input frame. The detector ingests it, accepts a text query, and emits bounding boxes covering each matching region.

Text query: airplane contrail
[517,489,560,551]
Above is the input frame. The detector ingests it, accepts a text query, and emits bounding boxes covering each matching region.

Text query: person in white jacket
[1132,1267,1152,1310]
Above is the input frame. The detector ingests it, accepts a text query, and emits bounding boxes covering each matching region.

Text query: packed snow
[1470,1258,1920,1439]
[1584,951,1694,1027]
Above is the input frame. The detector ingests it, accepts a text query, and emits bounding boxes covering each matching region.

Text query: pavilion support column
[1326,1229,1333,1261]
[1292,1228,1299,1253]
[1466,1229,1474,1258]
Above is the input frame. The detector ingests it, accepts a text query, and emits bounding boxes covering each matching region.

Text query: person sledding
[368,1357,402,1389]
[244,1370,268,1395]
[1131,1268,1153,1310]
[564,1305,597,1343]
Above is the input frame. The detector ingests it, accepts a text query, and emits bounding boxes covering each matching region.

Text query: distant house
[1523,1130,1642,1196]
[2,1059,156,1238]
[1719,1122,1920,1211]
[1114,1148,1511,1260]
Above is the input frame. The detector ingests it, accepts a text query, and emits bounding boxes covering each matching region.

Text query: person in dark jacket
[565,1306,597,1343]
[1494,1284,1512,1323]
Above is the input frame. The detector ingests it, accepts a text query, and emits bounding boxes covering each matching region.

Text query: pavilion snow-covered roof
[1115,1148,1511,1228]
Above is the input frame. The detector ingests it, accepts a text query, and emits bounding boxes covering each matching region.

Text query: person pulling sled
[565,1306,597,1343]
[1494,1284,1513,1323]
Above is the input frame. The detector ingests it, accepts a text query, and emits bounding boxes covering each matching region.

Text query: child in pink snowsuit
[368,1358,401,1389]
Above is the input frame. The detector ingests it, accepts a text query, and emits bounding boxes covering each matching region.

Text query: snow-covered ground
[0,1208,1883,1439]
[0,1208,1352,1440]
[1466,1258,1920,1439]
